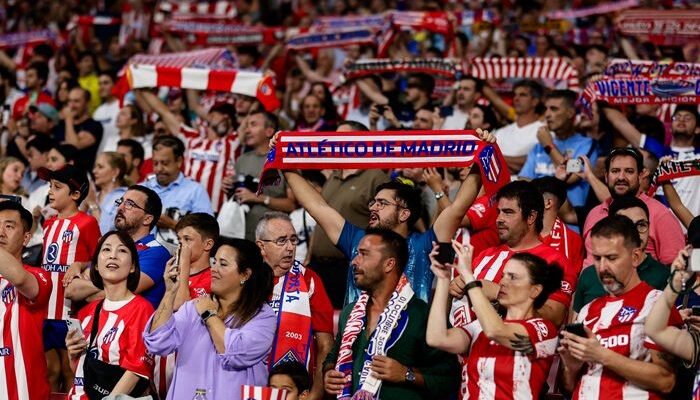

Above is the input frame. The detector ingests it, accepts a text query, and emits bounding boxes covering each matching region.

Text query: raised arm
[661,182,694,229]
[433,170,481,241]
[283,170,345,244]
[134,89,182,135]
[602,107,642,147]
[355,77,389,106]
[185,89,208,120]
[482,84,515,122]
[294,55,329,84]
[0,246,38,299]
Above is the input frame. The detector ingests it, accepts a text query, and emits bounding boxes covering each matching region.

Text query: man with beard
[559,215,678,400]
[256,212,334,400]
[442,76,482,130]
[136,89,242,211]
[581,147,684,266]
[449,180,576,327]
[604,104,700,216]
[282,130,494,305]
[64,185,170,309]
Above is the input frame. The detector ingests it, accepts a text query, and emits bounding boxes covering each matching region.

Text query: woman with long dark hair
[144,237,276,400]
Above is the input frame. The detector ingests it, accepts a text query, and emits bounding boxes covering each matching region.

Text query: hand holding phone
[66,317,82,334]
[566,158,584,174]
[435,242,456,264]
[564,323,587,337]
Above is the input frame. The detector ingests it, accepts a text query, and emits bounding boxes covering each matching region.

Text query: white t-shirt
[93,100,120,154]
[670,145,700,218]
[442,107,469,130]
[494,120,545,157]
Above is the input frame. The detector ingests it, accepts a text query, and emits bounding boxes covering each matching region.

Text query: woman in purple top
[144,237,276,400]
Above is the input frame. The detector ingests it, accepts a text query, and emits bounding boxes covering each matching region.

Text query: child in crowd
[38,164,100,391]
[269,361,311,400]
[172,212,219,308]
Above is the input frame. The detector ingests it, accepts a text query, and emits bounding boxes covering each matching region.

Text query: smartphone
[435,242,456,264]
[172,243,182,280]
[689,249,700,272]
[692,305,700,316]
[439,106,454,118]
[564,323,587,337]
[65,317,82,334]
[565,158,583,174]
[376,104,387,113]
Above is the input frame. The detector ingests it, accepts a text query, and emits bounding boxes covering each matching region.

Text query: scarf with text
[546,0,639,20]
[544,218,569,259]
[259,130,510,196]
[647,159,700,196]
[163,20,284,46]
[286,28,377,51]
[268,261,313,369]
[335,275,413,400]
[241,386,287,400]
[153,0,237,25]
[470,57,580,90]
[0,30,56,50]
[616,9,700,46]
[341,58,461,82]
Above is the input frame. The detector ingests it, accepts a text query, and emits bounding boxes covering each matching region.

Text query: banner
[312,15,387,31]
[286,28,377,51]
[127,64,279,111]
[0,30,56,50]
[579,75,700,110]
[163,20,284,46]
[259,130,510,195]
[616,9,700,45]
[470,57,579,90]
[604,58,700,78]
[647,159,700,196]
[546,0,639,20]
[342,58,462,81]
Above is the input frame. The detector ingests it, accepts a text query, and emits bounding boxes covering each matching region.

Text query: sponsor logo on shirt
[560,280,573,294]
[1,285,15,304]
[193,287,208,298]
[529,320,549,341]
[62,230,74,242]
[46,242,59,263]
[616,305,637,323]
[42,264,69,273]
[190,151,221,163]
[73,377,84,386]
[0,347,12,356]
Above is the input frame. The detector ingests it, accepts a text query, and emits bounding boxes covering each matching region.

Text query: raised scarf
[268,261,313,369]
[647,159,700,196]
[616,9,700,46]
[0,30,56,50]
[470,57,580,91]
[335,275,413,400]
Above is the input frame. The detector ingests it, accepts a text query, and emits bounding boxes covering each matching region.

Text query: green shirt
[324,297,460,399]
[573,254,669,312]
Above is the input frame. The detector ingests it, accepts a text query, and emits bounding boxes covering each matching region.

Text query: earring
[111,176,117,183]
[240,279,246,285]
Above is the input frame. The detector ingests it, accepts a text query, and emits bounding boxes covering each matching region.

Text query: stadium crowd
[0,0,699,399]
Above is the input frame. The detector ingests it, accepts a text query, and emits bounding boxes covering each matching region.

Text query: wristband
[544,145,553,155]
[200,309,218,324]
[434,191,445,200]
[464,280,483,292]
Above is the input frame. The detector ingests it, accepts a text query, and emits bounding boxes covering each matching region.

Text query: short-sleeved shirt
[55,118,104,172]
[519,133,598,207]
[573,282,682,400]
[0,266,52,400]
[270,266,334,335]
[494,120,545,159]
[188,268,211,299]
[465,194,499,257]
[337,222,436,305]
[540,217,585,276]
[135,234,171,308]
[460,317,558,400]
[572,254,669,313]
[69,296,155,400]
[42,212,101,319]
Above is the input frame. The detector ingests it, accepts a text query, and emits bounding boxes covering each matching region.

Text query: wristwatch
[543,145,553,155]
[405,367,416,383]
[434,191,445,200]
[200,309,218,324]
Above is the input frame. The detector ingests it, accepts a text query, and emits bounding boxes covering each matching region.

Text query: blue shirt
[520,133,598,207]
[141,172,214,215]
[135,234,171,308]
[98,186,127,234]
[337,222,436,305]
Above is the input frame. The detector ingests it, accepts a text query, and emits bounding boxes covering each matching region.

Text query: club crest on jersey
[617,305,637,323]
[102,327,119,345]
[2,284,15,304]
[478,145,501,183]
[62,230,74,242]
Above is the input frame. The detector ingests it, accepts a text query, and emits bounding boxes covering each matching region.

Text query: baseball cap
[0,199,33,231]
[28,103,60,123]
[37,165,89,202]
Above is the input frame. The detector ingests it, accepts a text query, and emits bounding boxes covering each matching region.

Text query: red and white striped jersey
[459,317,558,400]
[180,124,241,211]
[41,212,101,319]
[541,217,585,274]
[573,282,682,400]
[0,266,52,400]
[69,296,155,400]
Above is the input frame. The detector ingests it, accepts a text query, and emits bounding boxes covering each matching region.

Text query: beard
[368,210,400,230]
[609,180,640,199]
[599,271,624,295]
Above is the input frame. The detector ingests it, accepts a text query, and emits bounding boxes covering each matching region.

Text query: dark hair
[302,170,326,188]
[250,109,280,132]
[71,86,91,102]
[175,212,220,241]
[460,75,484,92]
[210,102,237,122]
[408,73,435,96]
[364,228,409,273]
[117,139,145,163]
[123,104,147,137]
[153,136,185,159]
[26,134,55,154]
[587,44,608,55]
[127,185,163,230]
[531,176,567,206]
[212,237,273,328]
[608,195,650,219]
[604,147,644,173]
[545,89,577,110]
[310,82,340,123]
[590,215,641,249]
[496,181,545,233]
[269,361,311,393]
[510,253,563,309]
[0,200,33,232]
[32,43,55,60]
[472,104,500,130]
[674,104,700,125]
[51,143,79,164]
[374,181,423,228]
[90,231,141,292]
[98,70,117,83]
[27,62,49,85]
[337,120,369,131]
[513,79,544,100]
[632,115,665,146]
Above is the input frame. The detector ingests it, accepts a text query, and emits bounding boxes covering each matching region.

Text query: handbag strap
[87,300,104,349]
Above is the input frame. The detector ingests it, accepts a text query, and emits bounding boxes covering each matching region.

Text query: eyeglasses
[634,220,650,233]
[115,198,146,212]
[259,236,300,246]
[368,198,405,210]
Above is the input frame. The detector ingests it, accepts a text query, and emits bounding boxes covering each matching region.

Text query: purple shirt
[143,301,276,400]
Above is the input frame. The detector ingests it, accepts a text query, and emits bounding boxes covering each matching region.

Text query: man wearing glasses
[64,185,171,309]
[572,196,669,318]
[255,212,334,400]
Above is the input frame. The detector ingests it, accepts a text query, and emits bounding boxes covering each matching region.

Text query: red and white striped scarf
[240,386,287,400]
[616,9,700,46]
[545,0,639,20]
[469,57,580,90]
[647,159,700,196]
[153,0,237,25]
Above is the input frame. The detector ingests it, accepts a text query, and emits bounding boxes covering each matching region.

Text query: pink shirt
[582,193,685,266]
